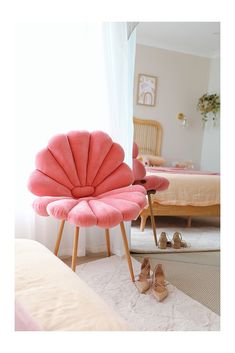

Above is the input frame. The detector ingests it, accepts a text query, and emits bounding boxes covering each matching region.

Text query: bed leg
[147,192,158,246]
[140,214,147,232]
[187,216,192,227]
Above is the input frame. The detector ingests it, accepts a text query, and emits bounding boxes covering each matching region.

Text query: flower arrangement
[197,93,220,122]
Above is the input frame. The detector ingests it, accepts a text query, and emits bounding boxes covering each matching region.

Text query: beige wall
[200,56,220,172]
[134,44,210,169]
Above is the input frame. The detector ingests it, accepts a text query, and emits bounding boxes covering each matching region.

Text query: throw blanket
[146,167,220,206]
[15,239,131,331]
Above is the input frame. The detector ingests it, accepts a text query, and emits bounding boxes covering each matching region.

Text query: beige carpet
[62,250,220,316]
[61,217,220,317]
[131,216,220,253]
[131,217,220,314]
[75,255,219,330]
[132,252,220,315]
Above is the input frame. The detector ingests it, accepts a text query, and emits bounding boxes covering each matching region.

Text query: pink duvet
[15,300,41,331]
[146,166,219,176]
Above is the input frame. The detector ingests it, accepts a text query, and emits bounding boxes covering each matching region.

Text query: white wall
[134,44,210,169]
[200,57,220,172]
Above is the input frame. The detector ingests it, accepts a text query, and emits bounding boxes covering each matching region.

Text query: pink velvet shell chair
[132,142,169,246]
[28,131,147,282]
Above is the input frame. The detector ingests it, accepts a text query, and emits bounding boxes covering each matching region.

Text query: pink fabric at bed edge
[15,300,41,331]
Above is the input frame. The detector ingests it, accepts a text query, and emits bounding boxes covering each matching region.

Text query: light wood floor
[61,252,108,267]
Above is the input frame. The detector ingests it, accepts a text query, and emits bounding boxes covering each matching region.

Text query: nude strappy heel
[152,264,168,302]
[135,257,151,294]
[158,232,168,249]
[172,231,182,249]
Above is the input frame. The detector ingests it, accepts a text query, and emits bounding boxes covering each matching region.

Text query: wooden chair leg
[54,220,65,256]
[140,214,147,232]
[147,193,158,246]
[120,221,135,282]
[105,229,111,257]
[71,226,79,272]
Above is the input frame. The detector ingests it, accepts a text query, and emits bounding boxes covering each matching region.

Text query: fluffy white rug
[131,223,220,253]
[76,255,219,331]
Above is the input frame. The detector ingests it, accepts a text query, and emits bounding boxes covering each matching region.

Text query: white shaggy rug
[76,255,219,331]
[131,219,220,253]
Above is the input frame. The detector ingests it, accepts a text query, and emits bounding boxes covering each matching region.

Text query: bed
[15,239,131,331]
[133,117,220,230]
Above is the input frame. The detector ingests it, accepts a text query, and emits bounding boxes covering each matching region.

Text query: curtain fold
[15,22,136,256]
[127,22,139,39]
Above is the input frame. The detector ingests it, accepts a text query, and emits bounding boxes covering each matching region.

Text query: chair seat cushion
[32,185,147,228]
[134,175,169,192]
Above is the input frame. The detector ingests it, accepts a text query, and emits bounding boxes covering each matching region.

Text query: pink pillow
[138,154,166,167]
[15,300,41,331]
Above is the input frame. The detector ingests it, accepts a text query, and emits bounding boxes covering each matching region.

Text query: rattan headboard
[133,117,162,156]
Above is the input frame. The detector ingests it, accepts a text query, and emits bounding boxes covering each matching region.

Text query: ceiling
[136,22,220,58]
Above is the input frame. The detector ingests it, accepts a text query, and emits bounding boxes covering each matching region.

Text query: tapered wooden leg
[187,216,192,228]
[120,221,135,282]
[147,192,158,246]
[140,214,147,232]
[105,229,111,257]
[54,220,65,256]
[71,226,79,272]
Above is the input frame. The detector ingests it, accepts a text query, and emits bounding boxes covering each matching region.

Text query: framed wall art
[137,74,157,106]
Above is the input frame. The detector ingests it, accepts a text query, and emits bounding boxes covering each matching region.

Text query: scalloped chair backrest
[132,142,146,181]
[28,131,134,198]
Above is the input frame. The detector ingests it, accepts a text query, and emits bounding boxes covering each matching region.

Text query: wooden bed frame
[133,117,220,231]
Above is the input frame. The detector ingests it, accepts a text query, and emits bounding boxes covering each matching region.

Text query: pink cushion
[139,154,166,167]
[29,131,147,228]
[28,131,134,199]
[33,185,147,228]
[132,142,169,192]
[132,143,146,180]
[132,159,146,180]
[15,300,41,331]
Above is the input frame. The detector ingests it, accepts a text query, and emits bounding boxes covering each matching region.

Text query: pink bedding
[15,300,41,331]
[146,166,219,176]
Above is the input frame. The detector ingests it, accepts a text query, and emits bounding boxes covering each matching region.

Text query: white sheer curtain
[15,22,136,256]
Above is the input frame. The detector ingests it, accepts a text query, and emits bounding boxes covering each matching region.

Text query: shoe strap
[139,265,150,281]
[159,232,169,241]
[180,240,188,247]
[139,273,148,281]
[152,279,166,290]
[173,232,182,241]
